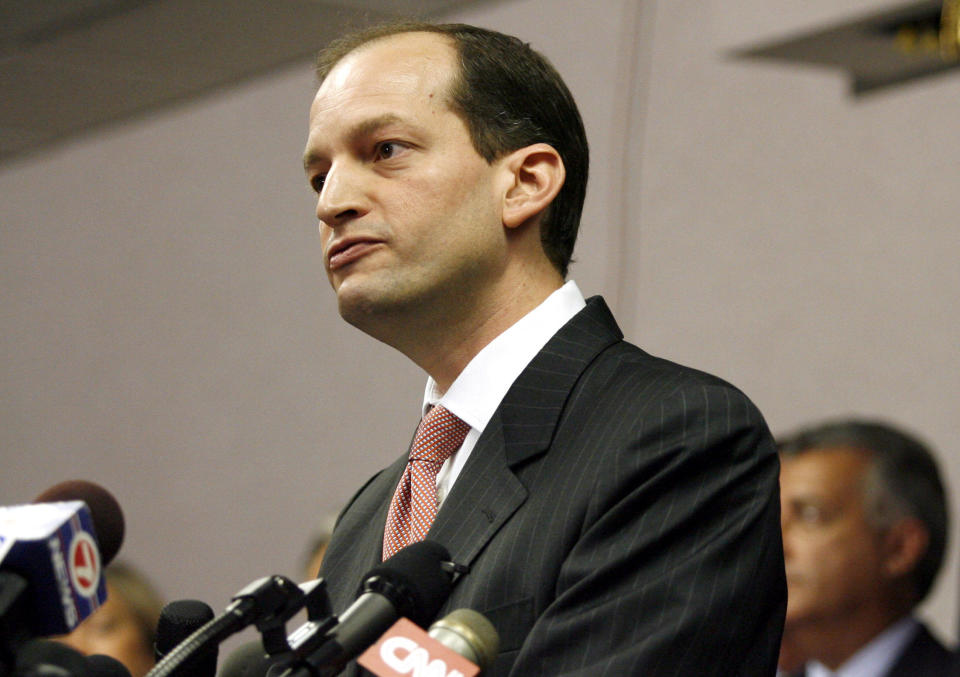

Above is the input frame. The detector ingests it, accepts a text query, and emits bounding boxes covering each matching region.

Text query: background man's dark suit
[888,625,956,676]
[788,624,956,677]
[320,297,786,675]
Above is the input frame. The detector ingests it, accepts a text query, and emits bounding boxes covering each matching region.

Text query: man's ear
[881,517,929,579]
[500,143,565,230]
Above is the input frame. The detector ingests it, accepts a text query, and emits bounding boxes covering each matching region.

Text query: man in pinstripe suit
[304,21,786,675]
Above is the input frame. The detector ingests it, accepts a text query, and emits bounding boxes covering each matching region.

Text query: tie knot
[409,405,470,464]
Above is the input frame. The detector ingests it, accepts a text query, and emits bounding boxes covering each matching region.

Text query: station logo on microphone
[359,617,480,677]
[69,529,101,597]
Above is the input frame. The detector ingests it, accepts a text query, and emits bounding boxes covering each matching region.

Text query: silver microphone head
[427,608,500,671]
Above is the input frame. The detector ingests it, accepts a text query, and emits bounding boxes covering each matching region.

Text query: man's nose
[316,164,369,226]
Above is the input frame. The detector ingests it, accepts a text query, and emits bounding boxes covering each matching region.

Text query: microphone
[12,639,91,676]
[357,609,499,677]
[427,609,499,671]
[11,640,133,677]
[146,577,328,677]
[1,481,124,647]
[278,540,457,677]
[33,481,125,567]
[85,654,133,677]
[154,600,217,677]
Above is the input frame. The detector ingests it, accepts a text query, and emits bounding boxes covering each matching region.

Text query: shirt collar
[806,616,919,677]
[422,280,586,430]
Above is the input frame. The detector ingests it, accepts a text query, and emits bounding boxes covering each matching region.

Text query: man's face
[303,32,509,330]
[780,447,888,628]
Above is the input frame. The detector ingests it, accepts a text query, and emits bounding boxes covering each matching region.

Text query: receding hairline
[781,443,875,461]
[312,29,463,130]
[305,33,465,173]
[317,27,460,86]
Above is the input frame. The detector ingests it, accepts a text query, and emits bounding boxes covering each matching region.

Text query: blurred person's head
[302,515,337,580]
[58,561,163,677]
[777,419,947,669]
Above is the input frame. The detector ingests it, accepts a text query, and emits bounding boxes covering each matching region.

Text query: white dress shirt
[421,280,586,504]
[805,616,920,677]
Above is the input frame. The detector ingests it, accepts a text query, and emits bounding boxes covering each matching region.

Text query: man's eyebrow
[303,113,406,172]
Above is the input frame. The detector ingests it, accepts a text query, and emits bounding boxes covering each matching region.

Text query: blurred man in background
[778,419,955,676]
[300,514,336,580]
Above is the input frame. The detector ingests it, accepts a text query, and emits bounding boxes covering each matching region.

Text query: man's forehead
[782,447,871,494]
[319,32,456,95]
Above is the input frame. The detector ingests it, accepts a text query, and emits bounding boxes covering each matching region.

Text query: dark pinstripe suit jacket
[319,296,786,676]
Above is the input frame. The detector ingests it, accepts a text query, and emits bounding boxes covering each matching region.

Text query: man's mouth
[327,238,383,270]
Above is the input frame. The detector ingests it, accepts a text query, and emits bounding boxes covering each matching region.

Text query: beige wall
[2,0,957,647]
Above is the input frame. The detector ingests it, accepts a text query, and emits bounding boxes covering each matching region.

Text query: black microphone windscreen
[86,654,132,677]
[156,600,215,655]
[155,600,218,676]
[33,480,125,565]
[360,541,452,627]
[14,639,91,676]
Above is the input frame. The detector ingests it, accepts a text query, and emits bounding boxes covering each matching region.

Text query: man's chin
[337,292,378,325]
[335,286,405,332]
[783,600,819,629]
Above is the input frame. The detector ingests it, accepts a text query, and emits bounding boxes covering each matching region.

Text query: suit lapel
[428,296,623,569]
[428,419,526,567]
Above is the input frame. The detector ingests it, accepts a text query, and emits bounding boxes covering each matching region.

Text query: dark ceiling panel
[0,0,484,165]
[733,1,960,95]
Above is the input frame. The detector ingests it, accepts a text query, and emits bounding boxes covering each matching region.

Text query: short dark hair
[778,419,948,605]
[315,22,589,278]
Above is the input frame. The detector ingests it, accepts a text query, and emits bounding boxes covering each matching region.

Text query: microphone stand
[147,576,331,677]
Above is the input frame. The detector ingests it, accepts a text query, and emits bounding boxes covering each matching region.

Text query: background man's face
[780,447,888,628]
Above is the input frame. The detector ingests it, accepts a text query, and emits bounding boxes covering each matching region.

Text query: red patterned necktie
[382,405,470,561]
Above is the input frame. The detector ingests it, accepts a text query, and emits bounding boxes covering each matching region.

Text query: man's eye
[375,141,403,160]
[310,174,326,193]
[797,503,832,525]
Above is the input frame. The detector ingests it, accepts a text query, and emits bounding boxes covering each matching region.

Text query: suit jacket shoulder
[887,622,956,676]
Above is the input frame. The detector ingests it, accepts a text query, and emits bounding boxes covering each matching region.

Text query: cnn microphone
[427,609,499,671]
[154,600,217,677]
[357,608,499,677]
[1,480,125,670]
[278,540,458,677]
